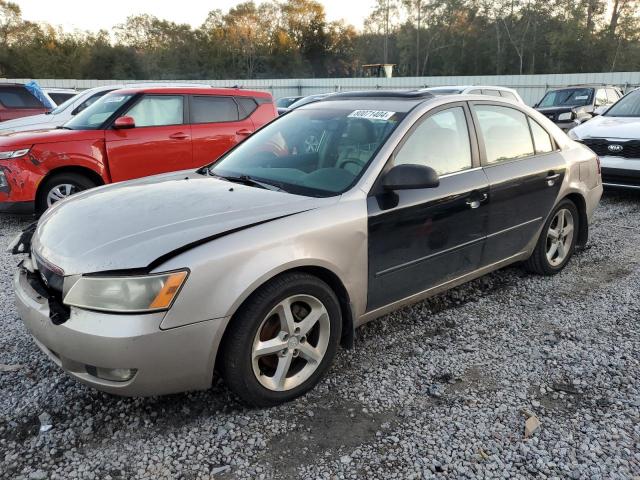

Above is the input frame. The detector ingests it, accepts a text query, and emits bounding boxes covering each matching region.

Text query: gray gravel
[1,191,639,480]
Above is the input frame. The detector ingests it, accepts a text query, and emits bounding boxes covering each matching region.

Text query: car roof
[112,86,272,97]
[305,90,437,113]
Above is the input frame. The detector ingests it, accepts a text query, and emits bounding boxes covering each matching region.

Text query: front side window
[394,107,472,176]
[126,95,184,127]
[191,96,239,123]
[529,119,554,154]
[209,107,406,197]
[605,89,640,117]
[474,105,534,164]
[64,93,134,130]
[538,88,593,108]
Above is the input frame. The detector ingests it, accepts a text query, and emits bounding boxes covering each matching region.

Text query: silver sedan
[12,91,602,406]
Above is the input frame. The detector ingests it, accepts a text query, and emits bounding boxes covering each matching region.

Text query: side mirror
[383,164,440,191]
[593,105,608,116]
[114,116,135,129]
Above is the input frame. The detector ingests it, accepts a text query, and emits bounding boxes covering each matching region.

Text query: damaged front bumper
[13,254,225,397]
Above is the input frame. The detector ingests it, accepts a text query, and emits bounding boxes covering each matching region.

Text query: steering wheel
[337,157,366,172]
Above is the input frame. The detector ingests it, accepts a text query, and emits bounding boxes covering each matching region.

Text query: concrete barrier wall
[3,72,640,106]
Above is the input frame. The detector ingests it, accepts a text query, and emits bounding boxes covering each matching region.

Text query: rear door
[105,94,192,182]
[189,95,255,166]
[367,103,490,311]
[470,102,566,265]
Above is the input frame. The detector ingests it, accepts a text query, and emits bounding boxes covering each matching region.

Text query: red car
[0,87,276,213]
[0,84,51,122]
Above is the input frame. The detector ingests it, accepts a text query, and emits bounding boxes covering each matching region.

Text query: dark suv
[535,85,622,131]
[0,84,51,122]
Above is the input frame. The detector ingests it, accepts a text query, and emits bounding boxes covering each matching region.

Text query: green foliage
[0,0,638,79]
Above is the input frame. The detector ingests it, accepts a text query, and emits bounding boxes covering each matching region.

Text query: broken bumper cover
[14,266,225,396]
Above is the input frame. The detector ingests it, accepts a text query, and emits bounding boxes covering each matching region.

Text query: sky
[14,0,371,32]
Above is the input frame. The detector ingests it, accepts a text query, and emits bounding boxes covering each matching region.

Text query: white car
[43,88,79,106]
[424,85,524,104]
[0,83,212,133]
[568,88,640,190]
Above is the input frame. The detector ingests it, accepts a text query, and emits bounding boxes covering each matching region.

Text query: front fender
[158,196,369,330]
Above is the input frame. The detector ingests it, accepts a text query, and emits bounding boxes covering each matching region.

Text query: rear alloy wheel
[524,199,579,275]
[38,172,97,212]
[221,273,341,407]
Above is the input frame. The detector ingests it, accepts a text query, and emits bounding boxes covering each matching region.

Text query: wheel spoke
[272,351,293,390]
[547,242,558,261]
[548,228,560,240]
[275,299,296,334]
[253,336,288,359]
[557,209,565,229]
[562,224,574,239]
[297,308,325,336]
[557,240,567,259]
[298,343,322,364]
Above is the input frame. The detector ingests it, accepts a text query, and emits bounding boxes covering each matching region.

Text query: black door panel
[482,154,565,264]
[367,169,490,311]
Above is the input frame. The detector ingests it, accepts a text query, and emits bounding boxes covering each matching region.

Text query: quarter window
[528,119,554,154]
[191,96,239,123]
[474,105,534,164]
[126,95,184,127]
[236,97,258,118]
[394,106,472,176]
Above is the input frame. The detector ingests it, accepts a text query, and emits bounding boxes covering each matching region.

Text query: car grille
[544,113,557,122]
[582,139,640,160]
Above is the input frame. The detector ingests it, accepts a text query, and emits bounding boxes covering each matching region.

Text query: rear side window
[528,119,554,154]
[482,89,502,97]
[126,95,184,127]
[236,97,259,118]
[0,87,43,109]
[395,106,472,175]
[500,91,518,101]
[48,93,75,105]
[473,104,534,164]
[191,96,239,123]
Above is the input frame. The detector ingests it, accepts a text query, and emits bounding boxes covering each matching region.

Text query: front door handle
[169,132,189,140]
[236,129,253,136]
[546,172,561,186]
[466,193,488,209]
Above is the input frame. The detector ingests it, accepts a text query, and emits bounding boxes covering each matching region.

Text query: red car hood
[0,128,104,147]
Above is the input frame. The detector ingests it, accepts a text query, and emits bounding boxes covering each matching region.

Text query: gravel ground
[1,191,639,480]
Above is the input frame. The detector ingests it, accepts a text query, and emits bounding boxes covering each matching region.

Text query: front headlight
[63,270,188,313]
[558,112,573,121]
[567,129,580,141]
[0,148,30,160]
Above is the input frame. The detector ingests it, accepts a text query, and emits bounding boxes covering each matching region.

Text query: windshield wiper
[210,172,284,192]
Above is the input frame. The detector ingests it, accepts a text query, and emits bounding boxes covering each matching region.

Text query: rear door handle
[546,172,561,186]
[169,132,189,140]
[236,128,253,136]
[466,193,488,209]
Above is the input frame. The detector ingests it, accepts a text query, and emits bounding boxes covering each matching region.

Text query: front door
[470,103,566,265]
[367,104,490,311]
[105,94,192,182]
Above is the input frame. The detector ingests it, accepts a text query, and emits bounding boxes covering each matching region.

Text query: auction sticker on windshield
[348,110,396,120]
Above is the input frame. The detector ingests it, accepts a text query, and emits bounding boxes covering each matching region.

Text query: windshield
[208,106,406,197]
[49,94,78,114]
[605,89,640,117]
[276,97,300,109]
[64,93,133,130]
[538,88,593,108]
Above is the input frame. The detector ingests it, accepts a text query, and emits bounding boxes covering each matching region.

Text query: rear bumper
[14,266,225,396]
[600,155,640,189]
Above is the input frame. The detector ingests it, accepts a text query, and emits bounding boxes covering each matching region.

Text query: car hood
[536,106,574,115]
[32,170,338,275]
[0,113,61,133]
[573,115,640,140]
[0,127,103,147]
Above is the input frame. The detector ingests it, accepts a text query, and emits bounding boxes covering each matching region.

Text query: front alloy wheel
[221,273,342,407]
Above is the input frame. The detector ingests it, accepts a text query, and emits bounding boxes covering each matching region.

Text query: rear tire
[220,272,342,407]
[37,172,97,213]
[524,199,579,275]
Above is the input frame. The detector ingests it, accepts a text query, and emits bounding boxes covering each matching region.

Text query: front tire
[37,172,97,213]
[524,199,579,275]
[220,273,342,407]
